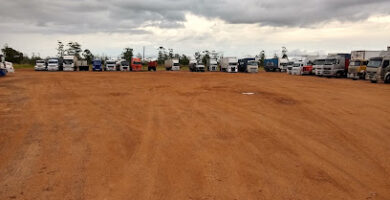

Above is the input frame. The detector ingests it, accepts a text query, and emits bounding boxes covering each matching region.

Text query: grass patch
[14,64,34,69]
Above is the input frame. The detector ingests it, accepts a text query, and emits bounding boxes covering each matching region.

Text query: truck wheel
[370,80,377,83]
[336,72,342,78]
[385,75,390,84]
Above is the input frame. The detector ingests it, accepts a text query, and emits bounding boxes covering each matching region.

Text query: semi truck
[291,59,307,75]
[92,59,103,71]
[286,61,294,74]
[189,60,205,72]
[47,58,61,71]
[323,53,351,77]
[148,61,157,71]
[347,50,383,80]
[280,58,289,72]
[63,55,77,71]
[77,60,89,71]
[105,60,117,71]
[312,58,325,75]
[366,51,390,83]
[131,58,142,71]
[264,58,279,72]
[117,59,130,71]
[165,59,180,71]
[34,59,47,71]
[220,57,238,73]
[238,58,258,73]
[0,54,8,76]
[207,58,218,71]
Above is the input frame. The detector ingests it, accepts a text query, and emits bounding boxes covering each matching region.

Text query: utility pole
[142,46,145,61]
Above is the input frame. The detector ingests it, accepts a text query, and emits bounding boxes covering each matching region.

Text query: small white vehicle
[165,59,180,71]
[105,60,117,71]
[208,58,218,71]
[221,57,238,73]
[47,59,60,71]
[34,60,47,71]
[116,59,130,71]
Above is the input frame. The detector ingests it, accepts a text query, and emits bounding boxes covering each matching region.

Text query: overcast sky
[1,0,390,59]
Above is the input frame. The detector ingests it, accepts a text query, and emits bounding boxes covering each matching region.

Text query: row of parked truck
[34,56,260,73]
[264,47,390,83]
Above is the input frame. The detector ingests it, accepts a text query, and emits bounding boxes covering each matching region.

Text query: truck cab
[92,60,103,71]
[291,61,305,75]
[105,60,117,71]
[238,58,257,73]
[35,60,47,71]
[323,54,350,77]
[165,59,180,71]
[313,59,325,76]
[301,60,315,75]
[47,59,60,71]
[280,58,289,72]
[246,60,259,73]
[286,61,294,74]
[131,58,142,71]
[117,59,130,71]
[189,60,205,72]
[148,61,157,71]
[207,58,218,71]
[347,60,368,80]
[366,56,390,83]
[221,57,238,73]
[63,55,77,71]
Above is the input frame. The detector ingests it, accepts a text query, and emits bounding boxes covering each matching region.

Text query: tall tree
[1,44,23,64]
[66,42,82,58]
[260,50,265,67]
[282,47,288,59]
[122,48,133,63]
[57,41,65,58]
[179,54,190,65]
[82,49,94,63]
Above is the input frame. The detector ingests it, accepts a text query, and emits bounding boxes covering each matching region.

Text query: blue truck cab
[264,58,280,72]
[92,60,103,71]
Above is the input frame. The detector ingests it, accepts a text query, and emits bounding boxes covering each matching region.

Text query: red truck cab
[131,58,142,71]
[302,64,313,75]
[148,61,157,71]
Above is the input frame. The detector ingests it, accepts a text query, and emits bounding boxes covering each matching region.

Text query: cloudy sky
[1,0,390,59]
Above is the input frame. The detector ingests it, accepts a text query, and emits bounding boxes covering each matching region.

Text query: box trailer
[220,57,238,73]
[347,50,383,80]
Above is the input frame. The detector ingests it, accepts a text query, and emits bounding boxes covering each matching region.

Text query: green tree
[66,42,82,58]
[82,49,94,63]
[179,54,190,65]
[57,41,65,58]
[260,50,265,66]
[202,54,210,66]
[1,44,23,64]
[122,48,133,63]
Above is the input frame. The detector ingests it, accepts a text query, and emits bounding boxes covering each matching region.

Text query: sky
[1,0,390,59]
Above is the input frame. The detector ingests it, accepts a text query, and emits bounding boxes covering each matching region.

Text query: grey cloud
[0,0,389,34]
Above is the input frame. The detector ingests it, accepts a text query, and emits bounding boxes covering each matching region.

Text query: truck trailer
[323,53,351,78]
[347,50,383,80]
[220,57,238,73]
[165,59,180,71]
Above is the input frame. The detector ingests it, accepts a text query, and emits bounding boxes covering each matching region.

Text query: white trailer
[165,59,180,71]
[220,57,238,73]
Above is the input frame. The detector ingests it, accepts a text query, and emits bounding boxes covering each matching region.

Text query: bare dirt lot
[0,69,389,200]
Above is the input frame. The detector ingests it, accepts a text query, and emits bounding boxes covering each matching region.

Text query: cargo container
[131,58,142,71]
[220,57,238,73]
[347,50,383,80]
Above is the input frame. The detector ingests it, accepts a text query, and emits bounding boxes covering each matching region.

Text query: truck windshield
[173,63,180,66]
[48,61,58,64]
[36,60,45,64]
[229,63,237,66]
[314,59,325,65]
[63,59,73,64]
[93,61,101,65]
[349,61,361,66]
[293,63,301,67]
[367,59,382,68]
[325,59,337,65]
[133,62,142,65]
[121,61,129,66]
[248,61,258,66]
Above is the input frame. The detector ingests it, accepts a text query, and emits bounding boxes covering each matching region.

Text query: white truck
[207,58,218,71]
[165,59,180,71]
[105,59,117,71]
[34,60,47,71]
[347,50,383,80]
[0,54,14,76]
[47,58,60,71]
[279,58,289,72]
[220,57,238,73]
[291,59,307,75]
[63,55,77,71]
[116,59,130,71]
[246,60,259,73]
[286,61,294,75]
[312,58,325,75]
